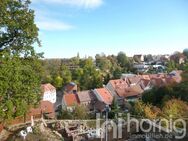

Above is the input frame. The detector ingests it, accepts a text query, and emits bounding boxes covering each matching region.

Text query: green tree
[0,55,41,122]
[167,60,176,72]
[133,101,161,120]
[60,64,72,85]
[183,48,188,59]
[0,0,40,55]
[42,75,53,84]
[172,80,188,102]
[112,66,122,79]
[0,0,41,123]
[73,104,90,120]
[108,99,119,119]
[42,59,61,77]
[95,54,112,72]
[72,68,83,84]
[57,108,73,119]
[117,52,130,71]
[162,99,188,119]
[133,101,145,117]
[142,86,173,107]
[80,58,103,90]
[53,76,63,89]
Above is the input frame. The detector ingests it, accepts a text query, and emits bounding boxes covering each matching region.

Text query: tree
[42,75,53,84]
[142,86,174,107]
[95,54,112,72]
[73,104,90,120]
[183,48,188,59]
[60,64,72,85]
[133,101,161,120]
[167,60,176,72]
[117,52,130,71]
[79,58,103,90]
[133,101,145,118]
[112,66,122,79]
[162,99,188,119]
[57,108,73,119]
[41,59,61,78]
[172,80,188,102]
[0,0,40,55]
[0,0,41,123]
[108,99,119,119]
[144,54,153,62]
[144,105,161,120]
[0,55,41,122]
[53,76,63,89]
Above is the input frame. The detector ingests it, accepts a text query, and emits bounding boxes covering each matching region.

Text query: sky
[31,0,188,58]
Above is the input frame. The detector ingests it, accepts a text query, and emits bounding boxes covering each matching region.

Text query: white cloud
[36,20,74,31]
[32,0,103,9]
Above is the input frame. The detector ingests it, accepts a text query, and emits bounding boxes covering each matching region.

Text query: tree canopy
[0,0,40,56]
[0,0,42,123]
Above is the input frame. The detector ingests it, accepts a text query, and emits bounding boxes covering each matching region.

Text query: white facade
[43,90,56,104]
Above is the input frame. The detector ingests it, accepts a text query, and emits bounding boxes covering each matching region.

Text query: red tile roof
[95,88,113,105]
[116,85,143,98]
[29,101,55,118]
[150,78,166,87]
[0,124,3,133]
[141,75,150,80]
[109,79,129,88]
[41,101,54,114]
[127,76,141,84]
[63,94,79,106]
[41,83,56,92]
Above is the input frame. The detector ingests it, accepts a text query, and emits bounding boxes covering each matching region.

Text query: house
[40,101,55,119]
[121,73,136,79]
[133,64,149,73]
[93,88,113,111]
[77,90,97,111]
[139,79,152,90]
[167,70,182,83]
[41,83,56,104]
[62,93,79,111]
[133,55,144,62]
[150,77,166,87]
[153,55,163,62]
[93,88,113,105]
[160,55,170,63]
[106,77,144,103]
[127,76,141,86]
[106,79,129,97]
[170,53,186,64]
[9,100,55,126]
[64,82,77,94]
[115,84,143,102]
[106,79,129,106]
[29,101,55,119]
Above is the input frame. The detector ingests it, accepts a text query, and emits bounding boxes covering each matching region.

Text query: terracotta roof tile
[127,76,141,84]
[95,88,113,105]
[63,94,79,106]
[116,85,143,98]
[41,83,56,92]
[29,101,55,118]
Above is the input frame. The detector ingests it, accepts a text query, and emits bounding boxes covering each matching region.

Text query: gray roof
[77,90,96,103]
